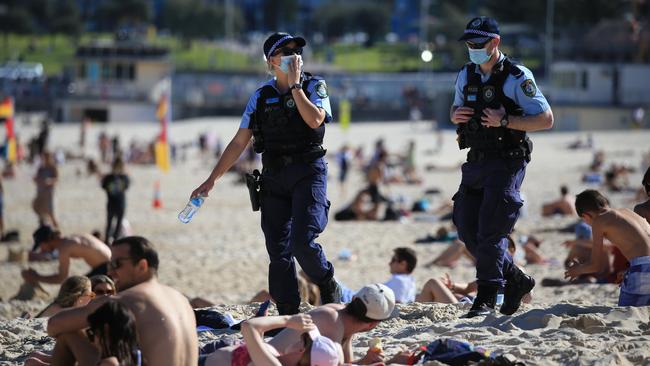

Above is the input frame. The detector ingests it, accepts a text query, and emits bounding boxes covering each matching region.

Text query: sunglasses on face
[273,47,303,57]
[94,288,115,296]
[466,40,491,49]
[390,256,400,263]
[109,257,133,270]
[86,328,96,342]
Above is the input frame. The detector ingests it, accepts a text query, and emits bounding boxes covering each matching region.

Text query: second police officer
[192,32,341,315]
[450,17,554,318]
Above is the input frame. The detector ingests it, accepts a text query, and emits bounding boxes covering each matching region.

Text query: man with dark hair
[22,226,111,286]
[385,247,417,303]
[634,167,650,224]
[268,284,396,365]
[47,236,198,365]
[566,190,650,306]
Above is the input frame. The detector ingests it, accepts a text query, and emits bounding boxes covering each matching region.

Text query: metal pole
[545,0,554,81]
[420,0,430,72]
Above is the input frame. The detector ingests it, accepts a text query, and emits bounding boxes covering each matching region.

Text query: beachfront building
[54,41,171,123]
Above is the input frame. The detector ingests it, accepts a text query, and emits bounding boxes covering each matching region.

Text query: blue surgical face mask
[468,47,492,65]
[279,55,303,74]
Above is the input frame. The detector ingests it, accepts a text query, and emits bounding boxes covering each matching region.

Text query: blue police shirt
[239,78,333,129]
[452,54,550,116]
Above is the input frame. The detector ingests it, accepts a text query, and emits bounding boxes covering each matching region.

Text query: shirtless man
[47,236,198,365]
[541,185,576,217]
[633,167,650,224]
[268,283,395,365]
[21,226,111,286]
[566,190,650,306]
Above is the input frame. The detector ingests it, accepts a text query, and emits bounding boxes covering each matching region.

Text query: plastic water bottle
[178,196,205,224]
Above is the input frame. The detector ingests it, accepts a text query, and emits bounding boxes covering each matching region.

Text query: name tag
[266,97,280,104]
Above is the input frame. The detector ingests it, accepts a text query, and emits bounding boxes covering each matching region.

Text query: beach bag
[334,207,356,221]
[416,338,524,366]
[416,338,490,365]
[194,309,234,329]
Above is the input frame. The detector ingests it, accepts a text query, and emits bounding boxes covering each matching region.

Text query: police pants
[452,158,526,288]
[260,157,334,307]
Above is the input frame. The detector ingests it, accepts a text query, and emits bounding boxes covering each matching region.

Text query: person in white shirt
[384,247,417,303]
[335,247,418,304]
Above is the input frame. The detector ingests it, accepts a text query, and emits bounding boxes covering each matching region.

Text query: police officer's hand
[451,106,474,124]
[481,105,506,128]
[191,179,214,199]
[287,55,302,85]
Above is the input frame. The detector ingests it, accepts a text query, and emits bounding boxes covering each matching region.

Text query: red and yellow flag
[154,93,170,172]
[2,97,17,163]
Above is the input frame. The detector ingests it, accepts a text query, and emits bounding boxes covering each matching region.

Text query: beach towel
[618,256,650,307]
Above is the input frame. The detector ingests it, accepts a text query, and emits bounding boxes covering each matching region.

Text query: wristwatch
[290,83,302,91]
[499,114,509,128]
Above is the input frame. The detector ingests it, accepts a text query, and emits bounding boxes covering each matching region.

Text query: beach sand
[1,119,649,365]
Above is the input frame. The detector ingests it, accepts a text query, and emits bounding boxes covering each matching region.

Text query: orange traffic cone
[152,180,162,209]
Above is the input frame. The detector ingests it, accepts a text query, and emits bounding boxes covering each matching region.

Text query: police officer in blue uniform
[450,17,554,318]
[192,33,341,315]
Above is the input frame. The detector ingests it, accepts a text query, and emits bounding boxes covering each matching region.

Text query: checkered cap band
[464,29,500,39]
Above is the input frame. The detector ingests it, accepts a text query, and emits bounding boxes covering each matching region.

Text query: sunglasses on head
[273,47,303,57]
[466,39,491,49]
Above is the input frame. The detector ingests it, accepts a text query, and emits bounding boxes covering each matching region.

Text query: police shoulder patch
[520,79,537,98]
[315,80,328,98]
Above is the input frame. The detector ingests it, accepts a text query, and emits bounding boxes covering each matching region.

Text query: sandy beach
[1,119,650,365]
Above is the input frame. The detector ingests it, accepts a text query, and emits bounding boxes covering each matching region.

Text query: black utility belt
[466,147,530,162]
[262,147,326,168]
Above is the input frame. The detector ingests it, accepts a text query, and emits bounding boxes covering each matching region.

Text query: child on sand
[566,189,650,306]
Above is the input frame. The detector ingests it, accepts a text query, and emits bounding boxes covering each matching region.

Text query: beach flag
[1,97,17,163]
[154,92,171,172]
[339,99,351,131]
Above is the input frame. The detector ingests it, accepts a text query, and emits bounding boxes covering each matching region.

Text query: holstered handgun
[245,169,262,212]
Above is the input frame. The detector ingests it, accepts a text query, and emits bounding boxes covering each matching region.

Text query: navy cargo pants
[452,157,527,288]
[260,157,333,308]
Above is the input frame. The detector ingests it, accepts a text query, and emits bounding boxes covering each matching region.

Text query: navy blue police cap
[458,16,500,44]
[263,32,306,60]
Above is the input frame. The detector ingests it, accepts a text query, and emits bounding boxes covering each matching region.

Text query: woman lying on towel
[199,314,342,366]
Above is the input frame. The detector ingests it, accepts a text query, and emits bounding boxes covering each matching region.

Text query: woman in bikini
[201,314,342,366]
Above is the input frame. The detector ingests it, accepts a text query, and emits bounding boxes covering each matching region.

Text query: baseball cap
[308,328,342,366]
[32,225,54,251]
[355,283,396,321]
[575,221,592,240]
[458,16,500,43]
[263,32,306,60]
